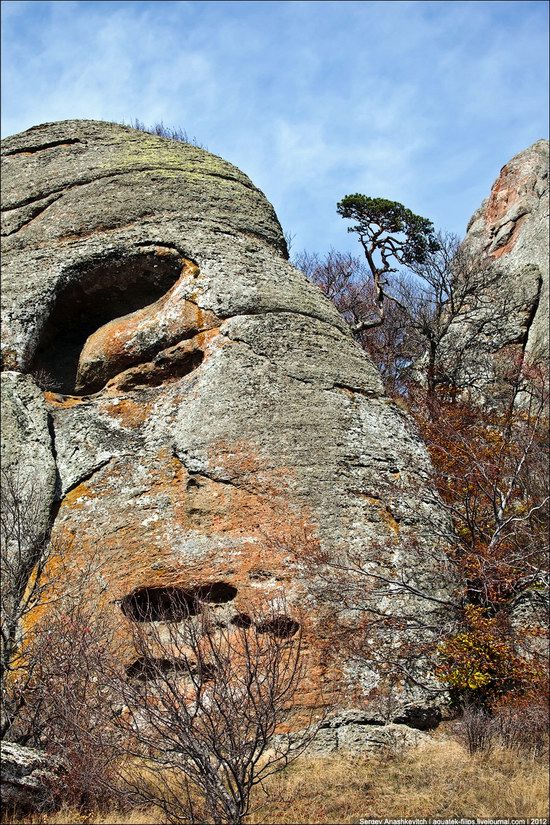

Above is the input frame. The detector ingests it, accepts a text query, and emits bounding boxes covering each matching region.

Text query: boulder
[1,120,458,736]
[0,741,65,814]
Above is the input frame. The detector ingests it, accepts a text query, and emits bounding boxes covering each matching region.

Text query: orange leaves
[409,386,549,609]
[437,605,543,706]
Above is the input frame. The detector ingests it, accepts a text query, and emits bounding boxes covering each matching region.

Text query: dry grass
[5,739,548,824]
[250,740,549,823]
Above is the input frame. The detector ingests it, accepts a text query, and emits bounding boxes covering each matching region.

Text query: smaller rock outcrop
[440,140,549,401]
[0,741,66,814]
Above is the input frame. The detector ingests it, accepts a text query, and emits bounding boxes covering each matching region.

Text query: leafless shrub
[1,467,54,738]
[1,466,128,810]
[30,368,57,391]
[10,587,125,811]
[294,247,419,394]
[124,119,206,149]
[283,229,296,256]
[491,700,549,759]
[113,595,321,825]
[456,703,494,755]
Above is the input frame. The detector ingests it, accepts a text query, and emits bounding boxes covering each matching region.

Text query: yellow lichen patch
[179,258,200,279]
[99,395,155,429]
[44,392,87,408]
[363,495,401,534]
[62,482,96,509]
[152,246,182,261]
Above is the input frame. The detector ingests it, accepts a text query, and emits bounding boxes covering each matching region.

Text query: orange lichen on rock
[44,392,88,408]
[485,162,523,226]
[362,495,400,534]
[98,395,155,428]
[74,258,219,394]
[484,160,535,258]
[35,431,332,711]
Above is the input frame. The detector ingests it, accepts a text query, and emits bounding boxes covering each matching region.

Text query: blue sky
[1,0,548,256]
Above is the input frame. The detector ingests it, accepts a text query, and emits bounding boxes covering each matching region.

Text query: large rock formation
[441,140,549,400]
[1,120,457,742]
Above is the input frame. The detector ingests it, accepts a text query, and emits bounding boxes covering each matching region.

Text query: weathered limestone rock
[0,371,58,570]
[442,140,549,399]
[0,741,65,813]
[1,120,458,740]
[308,713,431,754]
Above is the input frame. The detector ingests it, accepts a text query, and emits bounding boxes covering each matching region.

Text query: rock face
[1,120,457,739]
[0,741,65,813]
[442,140,549,399]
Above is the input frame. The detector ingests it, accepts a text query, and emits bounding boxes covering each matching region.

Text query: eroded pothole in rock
[120,582,238,622]
[121,586,198,622]
[125,656,217,683]
[29,249,192,395]
[256,615,300,638]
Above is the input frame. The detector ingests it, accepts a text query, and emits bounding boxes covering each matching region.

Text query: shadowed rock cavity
[120,583,237,622]
[231,613,253,629]
[256,615,300,638]
[125,656,217,682]
[30,250,183,395]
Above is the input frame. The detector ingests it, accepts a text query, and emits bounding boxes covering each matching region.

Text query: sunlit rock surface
[442,140,549,399]
[1,120,458,741]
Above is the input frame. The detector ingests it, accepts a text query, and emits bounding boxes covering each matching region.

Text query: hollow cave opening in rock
[196,582,238,604]
[121,582,238,622]
[126,656,189,681]
[29,250,183,395]
[121,586,198,622]
[256,615,300,638]
[126,656,217,683]
[231,613,253,629]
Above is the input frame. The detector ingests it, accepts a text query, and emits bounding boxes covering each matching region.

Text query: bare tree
[1,466,125,808]
[409,365,549,612]
[296,234,510,402]
[396,231,504,400]
[113,595,319,825]
[1,467,55,738]
[295,248,419,394]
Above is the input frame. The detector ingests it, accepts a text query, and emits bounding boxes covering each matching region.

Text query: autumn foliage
[408,365,549,711]
[436,604,544,703]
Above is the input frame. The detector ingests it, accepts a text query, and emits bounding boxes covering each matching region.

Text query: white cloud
[1,0,548,254]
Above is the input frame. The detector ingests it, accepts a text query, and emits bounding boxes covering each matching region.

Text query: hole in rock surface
[126,657,217,683]
[118,348,204,390]
[126,656,190,681]
[393,706,442,731]
[256,615,300,638]
[196,582,238,604]
[230,613,253,629]
[30,251,182,394]
[121,586,198,622]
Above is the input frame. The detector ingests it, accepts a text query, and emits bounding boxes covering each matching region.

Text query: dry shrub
[248,739,549,823]
[9,737,548,825]
[491,697,549,758]
[455,703,494,755]
[112,597,320,825]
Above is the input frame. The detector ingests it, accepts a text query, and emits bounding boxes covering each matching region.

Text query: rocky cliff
[442,139,549,399]
[1,120,457,742]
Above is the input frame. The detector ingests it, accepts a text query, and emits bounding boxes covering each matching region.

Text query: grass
[5,738,548,824]
[250,740,549,823]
